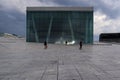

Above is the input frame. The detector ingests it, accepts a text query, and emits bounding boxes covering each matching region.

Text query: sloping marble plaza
[0,37,120,80]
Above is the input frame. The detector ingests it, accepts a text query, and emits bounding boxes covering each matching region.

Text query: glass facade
[27,7,93,44]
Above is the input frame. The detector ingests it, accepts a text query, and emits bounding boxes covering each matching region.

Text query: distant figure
[79,41,82,50]
[65,41,68,45]
[44,41,47,49]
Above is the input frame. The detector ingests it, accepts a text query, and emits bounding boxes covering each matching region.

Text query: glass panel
[27,11,93,44]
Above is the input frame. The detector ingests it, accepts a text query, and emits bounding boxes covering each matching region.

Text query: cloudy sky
[0,0,120,41]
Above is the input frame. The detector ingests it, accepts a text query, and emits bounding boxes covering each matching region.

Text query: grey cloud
[42,0,119,19]
[40,0,90,6]
[92,0,119,19]
[0,10,25,37]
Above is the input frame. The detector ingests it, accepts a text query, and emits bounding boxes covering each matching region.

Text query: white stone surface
[0,37,120,80]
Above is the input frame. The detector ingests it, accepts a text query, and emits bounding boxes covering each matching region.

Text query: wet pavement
[0,37,120,80]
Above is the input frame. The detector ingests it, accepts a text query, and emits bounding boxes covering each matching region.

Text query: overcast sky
[0,0,120,41]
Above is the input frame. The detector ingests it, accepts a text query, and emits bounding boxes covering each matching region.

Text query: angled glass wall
[27,10,93,44]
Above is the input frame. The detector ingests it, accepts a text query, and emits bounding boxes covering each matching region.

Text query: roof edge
[27,7,93,11]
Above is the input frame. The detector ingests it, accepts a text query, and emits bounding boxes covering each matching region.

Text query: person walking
[79,41,82,50]
[44,41,47,49]
[65,41,68,45]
